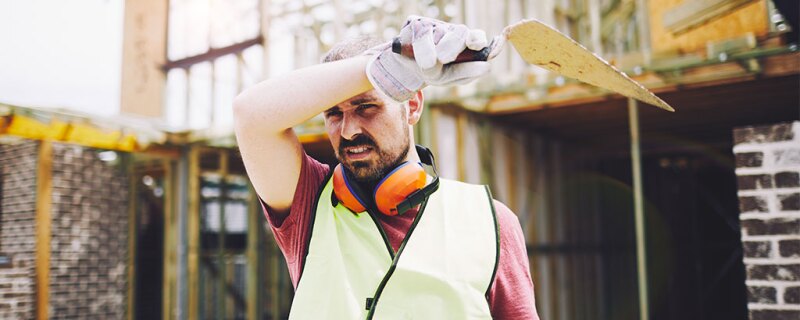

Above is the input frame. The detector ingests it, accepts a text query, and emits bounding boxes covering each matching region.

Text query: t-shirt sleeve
[488,200,540,320]
[259,152,330,287]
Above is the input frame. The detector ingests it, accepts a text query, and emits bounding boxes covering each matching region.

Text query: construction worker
[234,16,539,319]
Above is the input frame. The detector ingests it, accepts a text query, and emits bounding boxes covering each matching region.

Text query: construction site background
[0,0,798,319]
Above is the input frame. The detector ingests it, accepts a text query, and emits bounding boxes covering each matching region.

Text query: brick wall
[0,140,131,319]
[735,122,800,320]
[48,143,129,318]
[0,140,40,319]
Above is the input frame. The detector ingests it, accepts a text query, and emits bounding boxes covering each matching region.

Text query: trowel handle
[391,37,491,63]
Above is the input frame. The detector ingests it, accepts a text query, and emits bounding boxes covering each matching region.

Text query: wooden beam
[162,159,176,320]
[455,112,467,182]
[246,183,261,320]
[120,0,168,117]
[187,146,201,320]
[429,107,441,163]
[127,155,137,320]
[649,0,768,53]
[162,37,263,71]
[484,51,799,116]
[35,140,53,320]
[664,0,755,35]
[217,151,229,320]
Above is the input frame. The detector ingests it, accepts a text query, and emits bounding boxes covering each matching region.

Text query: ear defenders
[332,145,440,216]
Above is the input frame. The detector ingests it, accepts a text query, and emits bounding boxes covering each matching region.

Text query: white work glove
[366,16,502,102]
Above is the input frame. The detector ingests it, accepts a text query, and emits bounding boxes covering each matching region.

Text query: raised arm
[234,16,499,215]
[232,56,373,214]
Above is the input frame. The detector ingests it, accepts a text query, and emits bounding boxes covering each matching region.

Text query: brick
[736,152,764,168]
[779,193,800,211]
[775,149,800,167]
[748,286,777,304]
[787,286,800,304]
[743,241,772,258]
[0,140,38,319]
[751,310,800,320]
[742,218,800,236]
[739,196,769,213]
[738,174,773,190]
[775,172,800,188]
[747,264,800,281]
[734,123,794,144]
[44,143,130,319]
[780,240,800,258]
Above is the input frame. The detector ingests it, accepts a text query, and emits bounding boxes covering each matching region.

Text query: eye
[356,104,377,112]
[324,109,343,119]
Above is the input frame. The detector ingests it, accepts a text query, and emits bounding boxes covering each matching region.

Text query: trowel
[393,19,675,112]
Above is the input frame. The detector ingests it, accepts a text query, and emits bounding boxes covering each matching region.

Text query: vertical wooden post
[629,98,650,320]
[120,0,168,118]
[504,131,517,212]
[270,244,281,320]
[35,140,53,320]
[429,106,441,161]
[162,159,176,320]
[246,181,261,320]
[127,155,137,320]
[187,146,200,320]
[217,151,229,320]
[455,112,467,182]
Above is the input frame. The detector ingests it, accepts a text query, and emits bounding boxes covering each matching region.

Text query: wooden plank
[455,112,467,181]
[246,183,261,320]
[663,0,755,34]
[504,131,516,213]
[217,151,229,320]
[648,0,769,54]
[127,156,137,320]
[485,51,798,116]
[162,159,176,320]
[120,0,168,117]
[35,140,52,320]
[187,146,201,320]
[429,107,441,164]
[763,52,800,77]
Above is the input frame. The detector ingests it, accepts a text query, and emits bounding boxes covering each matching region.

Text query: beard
[337,133,410,183]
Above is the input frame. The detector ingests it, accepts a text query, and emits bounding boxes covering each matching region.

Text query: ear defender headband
[332,145,440,216]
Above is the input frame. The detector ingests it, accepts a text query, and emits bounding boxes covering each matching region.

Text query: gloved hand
[365,16,502,102]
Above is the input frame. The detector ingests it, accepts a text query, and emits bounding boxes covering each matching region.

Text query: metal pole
[628,98,650,320]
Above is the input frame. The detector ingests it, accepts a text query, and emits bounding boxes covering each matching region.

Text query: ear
[407,90,424,125]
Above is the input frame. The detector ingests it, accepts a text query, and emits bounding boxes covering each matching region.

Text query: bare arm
[233,55,373,214]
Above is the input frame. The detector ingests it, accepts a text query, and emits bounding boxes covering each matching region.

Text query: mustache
[339,135,377,153]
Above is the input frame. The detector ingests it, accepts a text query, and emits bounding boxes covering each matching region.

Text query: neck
[404,145,421,164]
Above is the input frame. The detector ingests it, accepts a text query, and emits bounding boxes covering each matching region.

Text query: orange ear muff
[332,164,367,213]
[374,162,426,216]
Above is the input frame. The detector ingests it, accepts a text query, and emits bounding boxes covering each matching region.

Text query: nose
[339,113,362,140]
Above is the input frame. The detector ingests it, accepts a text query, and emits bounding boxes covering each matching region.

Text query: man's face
[324,90,411,183]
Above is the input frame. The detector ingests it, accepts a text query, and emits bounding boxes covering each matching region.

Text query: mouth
[343,145,374,161]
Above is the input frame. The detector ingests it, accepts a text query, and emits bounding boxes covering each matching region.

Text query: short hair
[321,36,385,63]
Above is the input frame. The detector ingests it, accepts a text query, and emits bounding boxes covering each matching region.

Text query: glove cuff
[366,51,424,103]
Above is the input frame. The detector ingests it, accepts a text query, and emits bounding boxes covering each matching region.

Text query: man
[234,16,539,319]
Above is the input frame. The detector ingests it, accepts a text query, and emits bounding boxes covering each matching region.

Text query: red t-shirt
[262,153,539,319]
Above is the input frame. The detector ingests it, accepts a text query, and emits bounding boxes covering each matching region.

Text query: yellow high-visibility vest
[289,177,499,319]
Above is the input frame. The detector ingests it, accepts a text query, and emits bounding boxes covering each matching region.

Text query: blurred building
[0,0,798,319]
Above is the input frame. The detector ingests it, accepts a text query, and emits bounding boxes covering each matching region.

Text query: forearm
[233,55,372,131]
